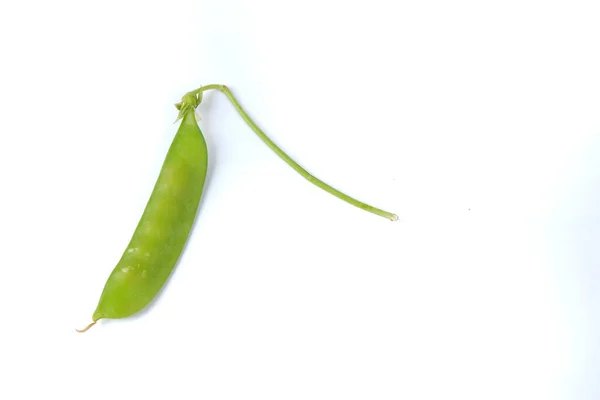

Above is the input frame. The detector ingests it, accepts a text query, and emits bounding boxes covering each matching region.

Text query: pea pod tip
[75,320,98,333]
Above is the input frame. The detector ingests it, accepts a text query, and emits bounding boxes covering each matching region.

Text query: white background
[0,0,598,399]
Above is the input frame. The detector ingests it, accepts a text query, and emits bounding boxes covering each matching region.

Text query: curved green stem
[187,84,398,221]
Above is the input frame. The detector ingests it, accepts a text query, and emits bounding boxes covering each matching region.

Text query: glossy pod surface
[92,110,207,321]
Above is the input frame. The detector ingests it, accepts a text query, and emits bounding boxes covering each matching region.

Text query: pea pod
[77,93,207,332]
[78,85,396,332]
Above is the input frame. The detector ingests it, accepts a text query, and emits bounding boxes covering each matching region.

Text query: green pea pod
[77,93,207,332]
[78,86,396,332]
